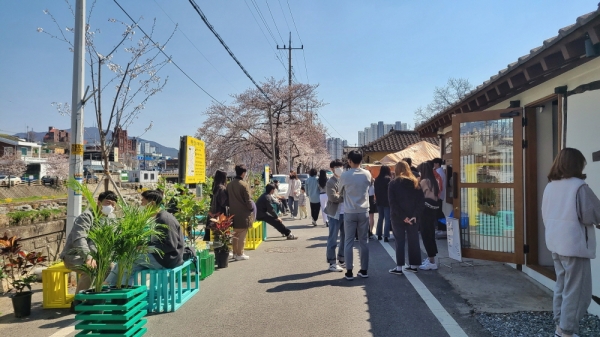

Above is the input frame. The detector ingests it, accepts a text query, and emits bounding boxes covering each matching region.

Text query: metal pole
[67,0,86,236]
[267,105,278,174]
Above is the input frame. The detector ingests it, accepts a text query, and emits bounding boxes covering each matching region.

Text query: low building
[416,6,600,316]
[43,126,70,143]
[128,170,159,183]
[360,130,438,163]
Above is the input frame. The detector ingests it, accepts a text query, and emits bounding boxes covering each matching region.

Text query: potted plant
[0,234,48,317]
[209,213,234,268]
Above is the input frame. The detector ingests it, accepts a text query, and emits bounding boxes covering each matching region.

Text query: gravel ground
[476,311,600,337]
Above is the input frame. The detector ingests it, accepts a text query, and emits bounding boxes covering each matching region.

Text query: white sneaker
[311,220,317,226]
[229,252,234,258]
[419,259,438,270]
[235,254,249,261]
[328,264,343,272]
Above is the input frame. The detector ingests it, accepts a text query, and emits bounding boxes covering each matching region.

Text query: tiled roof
[361,131,439,152]
[417,7,600,132]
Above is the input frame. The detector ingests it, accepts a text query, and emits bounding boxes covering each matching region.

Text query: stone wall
[1,219,66,262]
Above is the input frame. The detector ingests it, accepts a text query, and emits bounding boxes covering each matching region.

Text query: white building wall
[486,56,600,316]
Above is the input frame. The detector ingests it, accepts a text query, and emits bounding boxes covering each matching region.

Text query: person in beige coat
[226,164,254,261]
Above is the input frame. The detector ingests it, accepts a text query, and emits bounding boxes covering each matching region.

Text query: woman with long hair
[542,148,600,337]
[204,169,228,241]
[417,161,439,271]
[287,172,301,219]
[368,178,377,238]
[387,161,424,275]
[374,165,392,242]
[318,169,329,226]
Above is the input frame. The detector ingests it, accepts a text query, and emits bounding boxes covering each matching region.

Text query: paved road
[23,215,495,337]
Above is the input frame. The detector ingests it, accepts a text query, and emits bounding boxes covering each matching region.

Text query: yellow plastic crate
[209,221,263,250]
[42,262,75,309]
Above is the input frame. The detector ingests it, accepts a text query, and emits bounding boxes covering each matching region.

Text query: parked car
[0,175,22,186]
[21,176,39,184]
[271,174,289,198]
[297,174,309,187]
[41,176,56,185]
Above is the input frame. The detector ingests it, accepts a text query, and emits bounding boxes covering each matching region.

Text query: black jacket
[388,178,424,225]
[151,210,185,269]
[374,175,391,207]
[210,184,228,215]
[255,193,278,220]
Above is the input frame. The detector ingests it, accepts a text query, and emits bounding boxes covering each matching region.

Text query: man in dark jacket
[256,184,298,240]
[106,189,184,285]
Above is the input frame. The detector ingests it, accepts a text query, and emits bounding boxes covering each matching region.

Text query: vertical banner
[179,136,206,184]
[264,164,270,184]
[447,217,462,262]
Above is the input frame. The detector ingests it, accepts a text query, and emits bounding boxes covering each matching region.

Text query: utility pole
[67,0,86,236]
[277,32,303,174]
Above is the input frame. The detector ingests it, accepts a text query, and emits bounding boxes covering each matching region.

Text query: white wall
[567,90,600,317]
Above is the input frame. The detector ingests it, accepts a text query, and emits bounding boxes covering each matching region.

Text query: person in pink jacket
[542,148,600,337]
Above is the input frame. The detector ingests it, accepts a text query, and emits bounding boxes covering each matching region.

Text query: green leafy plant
[112,200,163,289]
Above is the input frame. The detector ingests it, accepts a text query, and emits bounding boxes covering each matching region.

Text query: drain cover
[265,247,297,253]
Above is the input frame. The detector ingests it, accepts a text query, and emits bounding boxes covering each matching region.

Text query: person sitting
[256,184,298,240]
[61,191,118,312]
[105,189,185,286]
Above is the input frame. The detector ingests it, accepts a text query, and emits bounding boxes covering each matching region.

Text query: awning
[380,141,440,167]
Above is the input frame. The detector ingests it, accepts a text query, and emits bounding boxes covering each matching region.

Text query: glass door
[451,108,524,264]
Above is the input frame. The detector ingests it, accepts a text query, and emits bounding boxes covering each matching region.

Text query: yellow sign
[71,144,84,156]
[183,136,206,184]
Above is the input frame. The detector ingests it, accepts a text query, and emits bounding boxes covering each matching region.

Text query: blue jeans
[327,214,345,264]
[344,212,369,272]
[105,253,165,286]
[288,197,298,217]
[375,205,391,238]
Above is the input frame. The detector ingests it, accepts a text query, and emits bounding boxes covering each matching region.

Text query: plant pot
[11,291,32,318]
[215,249,230,268]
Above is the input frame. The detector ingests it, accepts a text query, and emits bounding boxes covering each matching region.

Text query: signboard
[179,136,206,184]
[446,217,462,262]
[264,164,270,184]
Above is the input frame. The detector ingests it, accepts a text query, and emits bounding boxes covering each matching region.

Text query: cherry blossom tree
[197,77,330,174]
[45,153,70,184]
[40,2,176,191]
[0,153,26,187]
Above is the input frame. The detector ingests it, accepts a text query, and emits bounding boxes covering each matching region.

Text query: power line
[112,0,226,107]
[265,0,284,43]
[249,0,279,45]
[243,0,288,73]
[277,0,291,32]
[152,0,238,92]
[187,0,273,103]
[286,0,309,83]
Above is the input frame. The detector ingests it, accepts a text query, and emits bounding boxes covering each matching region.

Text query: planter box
[74,285,148,337]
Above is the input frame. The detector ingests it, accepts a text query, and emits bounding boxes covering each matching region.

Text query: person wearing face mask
[61,190,118,312]
[324,160,346,272]
[106,189,185,286]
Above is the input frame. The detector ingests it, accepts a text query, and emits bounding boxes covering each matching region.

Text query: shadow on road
[258,270,329,283]
[265,278,363,292]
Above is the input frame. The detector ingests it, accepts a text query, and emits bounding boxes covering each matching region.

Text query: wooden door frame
[451,107,525,264]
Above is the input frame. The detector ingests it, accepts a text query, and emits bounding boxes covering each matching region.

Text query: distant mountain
[14,127,178,158]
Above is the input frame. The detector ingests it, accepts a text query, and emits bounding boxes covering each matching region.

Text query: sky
[0,0,598,149]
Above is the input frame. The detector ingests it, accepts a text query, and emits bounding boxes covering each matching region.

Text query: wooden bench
[132,258,199,313]
[42,262,75,309]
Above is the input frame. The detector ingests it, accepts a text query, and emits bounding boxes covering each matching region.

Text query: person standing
[417,161,439,271]
[204,169,228,241]
[432,158,447,238]
[542,148,599,337]
[318,169,329,227]
[368,178,377,238]
[324,160,346,272]
[374,165,392,242]
[402,158,420,178]
[287,172,301,219]
[62,190,118,312]
[226,165,254,261]
[305,168,321,226]
[298,187,308,219]
[388,161,424,275]
[256,184,299,240]
[340,151,372,280]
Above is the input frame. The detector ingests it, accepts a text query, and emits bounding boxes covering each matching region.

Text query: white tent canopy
[380,141,441,166]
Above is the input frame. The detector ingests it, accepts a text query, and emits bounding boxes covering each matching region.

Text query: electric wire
[265,0,284,43]
[248,0,288,67]
[112,0,226,107]
[152,0,238,91]
[277,0,291,32]
[243,0,288,73]
[187,0,273,103]
[286,0,309,83]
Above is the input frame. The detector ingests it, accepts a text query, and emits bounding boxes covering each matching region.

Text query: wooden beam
[543,52,565,70]
[468,100,478,111]
[497,81,511,95]
[589,25,600,44]
[477,95,488,106]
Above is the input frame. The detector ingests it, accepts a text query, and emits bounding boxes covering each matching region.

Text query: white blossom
[43,9,49,14]
[37,27,44,33]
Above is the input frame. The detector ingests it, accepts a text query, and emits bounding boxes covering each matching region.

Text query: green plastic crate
[200,253,215,280]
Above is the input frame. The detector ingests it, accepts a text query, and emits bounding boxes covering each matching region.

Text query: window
[144,173,148,180]
[21,147,27,156]
[151,174,155,180]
